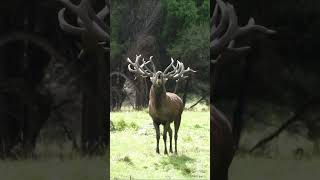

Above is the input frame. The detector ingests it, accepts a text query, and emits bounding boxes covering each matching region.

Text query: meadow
[110,103,210,179]
[0,152,108,180]
[3,101,318,180]
[230,155,320,180]
[0,128,108,180]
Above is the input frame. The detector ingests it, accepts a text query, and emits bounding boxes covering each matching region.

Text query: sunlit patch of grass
[110,109,210,179]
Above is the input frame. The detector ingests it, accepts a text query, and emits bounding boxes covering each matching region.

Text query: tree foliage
[167,23,209,94]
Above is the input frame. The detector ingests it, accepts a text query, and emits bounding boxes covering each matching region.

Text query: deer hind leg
[153,121,160,154]
[163,122,170,155]
[168,124,173,153]
[174,115,181,154]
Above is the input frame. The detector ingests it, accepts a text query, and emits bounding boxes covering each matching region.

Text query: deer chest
[149,107,175,124]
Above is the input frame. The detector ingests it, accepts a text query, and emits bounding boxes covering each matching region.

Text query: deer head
[211,0,276,63]
[127,54,196,88]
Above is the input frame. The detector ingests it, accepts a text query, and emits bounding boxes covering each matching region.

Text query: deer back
[211,104,234,168]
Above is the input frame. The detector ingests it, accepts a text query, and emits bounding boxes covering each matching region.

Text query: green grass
[230,155,320,180]
[0,135,109,180]
[0,156,108,180]
[110,109,210,179]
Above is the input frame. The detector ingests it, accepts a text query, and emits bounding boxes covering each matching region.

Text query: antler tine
[211,3,219,28]
[58,8,85,35]
[211,0,229,40]
[57,0,109,41]
[163,58,180,77]
[58,0,80,13]
[163,58,175,75]
[87,2,108,31]
[127,55,153,77]
[171,61,196,80]
[211,2,238,57]
[97,4,109,20]
[236,18,276,37]
[148,56,157,73]
[140,58,155,74]
[163,58,196,80]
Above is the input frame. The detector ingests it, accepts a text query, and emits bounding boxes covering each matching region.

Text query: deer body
[149,86,183,123]
[149,82,183,154]
[127,55,195,154]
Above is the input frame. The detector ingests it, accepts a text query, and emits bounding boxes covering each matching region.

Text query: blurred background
[211,0,320,179]
[0,0,109,179]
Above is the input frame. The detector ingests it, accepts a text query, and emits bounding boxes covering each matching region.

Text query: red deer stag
[127,54,195,154]
[211,0,275,179]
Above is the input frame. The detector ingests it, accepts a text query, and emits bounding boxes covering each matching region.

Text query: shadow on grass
[159,154,195,176]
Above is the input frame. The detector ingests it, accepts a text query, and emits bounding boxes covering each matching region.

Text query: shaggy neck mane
[150,84,166,110]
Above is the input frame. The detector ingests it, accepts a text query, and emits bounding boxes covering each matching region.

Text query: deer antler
[163,58,196,81]
[127,54,156,78]
[57,0,109,41]
[211,0,276,60]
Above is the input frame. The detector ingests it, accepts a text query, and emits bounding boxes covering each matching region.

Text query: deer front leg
[163,122,170,155]
[174,116,181,154]
[153,121,160,154]
[168,124,173,153]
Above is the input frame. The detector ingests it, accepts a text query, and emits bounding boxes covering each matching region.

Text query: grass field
[0,133,109,180]
[110,107,210,179]
[230,155,320,180]
[0,155,108,180]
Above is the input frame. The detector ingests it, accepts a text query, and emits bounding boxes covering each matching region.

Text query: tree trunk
[80,37,108,155]
[134,77,149,110]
